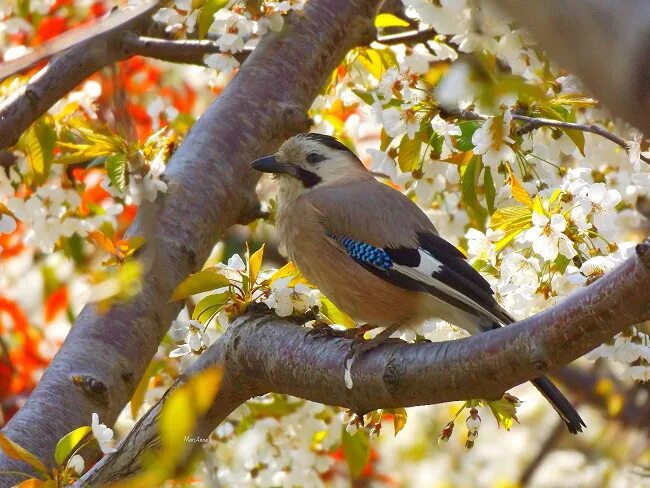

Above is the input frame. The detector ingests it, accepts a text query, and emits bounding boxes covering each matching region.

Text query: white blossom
[525,212,577,260]
[91,413,117,454]
[471,111,516,170]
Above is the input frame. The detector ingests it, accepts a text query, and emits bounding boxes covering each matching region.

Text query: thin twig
[443,109,650,165]
[121,34,250,65]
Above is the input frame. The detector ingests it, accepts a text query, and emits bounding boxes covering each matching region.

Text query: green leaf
[397,134,421,172]
[192,292,230,323]
[352,89,374,106]
[54,426,91,467]
[170,268,231,301]
[0,433,49,478]
[461,158,487,225]
[456,121,481,152]
[20,117,56,185]
[554,253,570,274]
[342,429,370,479]
[374,13,410,28]
[197,0,228,38]
[484,167,496,214]
[379,129,392,152]
[105,153,128,192]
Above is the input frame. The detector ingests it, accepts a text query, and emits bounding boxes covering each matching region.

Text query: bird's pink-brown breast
[275,178,433,327]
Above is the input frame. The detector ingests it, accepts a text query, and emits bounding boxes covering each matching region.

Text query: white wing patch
[391,248,503,325]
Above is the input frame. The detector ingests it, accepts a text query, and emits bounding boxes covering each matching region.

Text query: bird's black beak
[250,156,299,177]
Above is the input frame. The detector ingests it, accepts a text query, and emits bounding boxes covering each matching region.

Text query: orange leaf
[87,231,117,256]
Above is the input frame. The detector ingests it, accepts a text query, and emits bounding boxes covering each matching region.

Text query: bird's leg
[347,324,401,357]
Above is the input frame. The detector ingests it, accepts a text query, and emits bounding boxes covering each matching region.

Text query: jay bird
[251,132,585,434]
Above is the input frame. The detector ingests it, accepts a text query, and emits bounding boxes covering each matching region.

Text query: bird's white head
[250,133,368,205]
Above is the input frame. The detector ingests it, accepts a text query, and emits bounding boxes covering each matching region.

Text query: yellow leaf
[248,244,265,286]
[170,268,231,301]
[319,297,355,328]
[0,434,49,477]
[187,367,223,413]
[270,262,298,282]
[159,367,223,452]
[374,13,410,28]
[389,408,408,436]
[506,165,533,208]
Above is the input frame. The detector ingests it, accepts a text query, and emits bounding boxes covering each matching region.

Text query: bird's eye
[305,152,326,165]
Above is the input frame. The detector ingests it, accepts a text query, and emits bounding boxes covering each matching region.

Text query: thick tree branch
[80,240,650,484]
[0,0,163,150]
[488,0,650,134]
[0,0,380,484]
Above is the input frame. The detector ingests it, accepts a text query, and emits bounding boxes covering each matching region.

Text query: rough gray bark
[489,0,650,134]
[80,240,650,485]
[0,0,380,484]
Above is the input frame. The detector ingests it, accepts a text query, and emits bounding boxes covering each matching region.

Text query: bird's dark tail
[491,306,585,434]
[531,376,586,434]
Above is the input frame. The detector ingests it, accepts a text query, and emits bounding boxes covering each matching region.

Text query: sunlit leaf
[388,408,407,436]
[170,268,231,301]
[319,296,355,328]
[486,396,519,431]
[490,205,533,253]
[159,367,222,453]
[87,231,117,256]
[355,48,396,80]
[461,157,487,225]
[19,117,56,184]
[0,433,49,478]
[374,13,410,28]
[397,134,421,172]
[192,292,230,323]
[549,94,598,108]
[506,165,533,208]
[198,0,229,38]
[54,426,91,467]
[105,153,128,193]
[247,244,265,286]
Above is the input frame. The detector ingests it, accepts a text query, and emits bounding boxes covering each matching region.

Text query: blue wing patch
[331,236,392,269]
[330,233,512,328]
